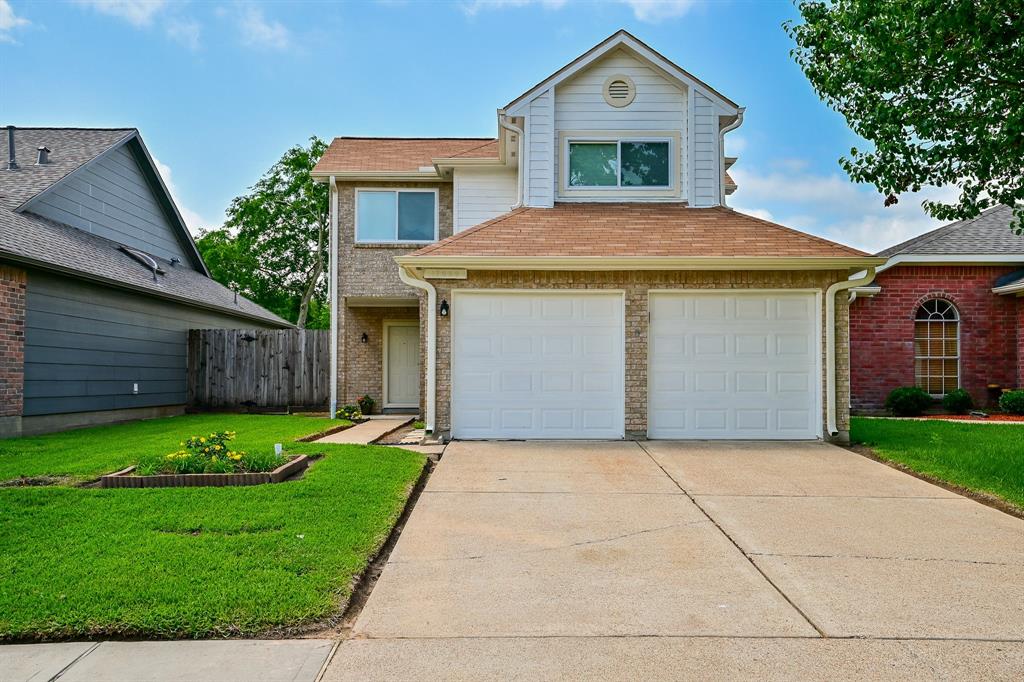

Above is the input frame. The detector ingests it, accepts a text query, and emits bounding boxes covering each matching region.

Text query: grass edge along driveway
[0,414,425,641]
[851,416,1024,511]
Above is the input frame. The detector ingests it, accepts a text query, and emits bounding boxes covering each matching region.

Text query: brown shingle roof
[411,203,867,258]
[313,137,499,174]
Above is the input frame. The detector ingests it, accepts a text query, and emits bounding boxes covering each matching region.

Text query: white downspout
[398,265,437,433]
[328,176,339,419]
[825,266,876,438]
[719,108,744,206]
[498,113,524,210]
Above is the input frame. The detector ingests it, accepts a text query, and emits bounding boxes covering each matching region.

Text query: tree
[786,0,1024,231]
[197,137,329,327]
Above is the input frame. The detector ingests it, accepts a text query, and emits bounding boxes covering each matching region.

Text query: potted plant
[358,394,376,416]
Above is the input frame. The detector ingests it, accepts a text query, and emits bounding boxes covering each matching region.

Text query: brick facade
[423,269,851,440]
[849,265,1021,412]
[332,181,452,411]
[0,264,27,420]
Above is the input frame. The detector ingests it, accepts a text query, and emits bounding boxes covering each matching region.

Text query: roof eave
[992,281,1024,296]
[504,30,740,116]
[311,170,445,182]
[396,255,885,272]
[0,252,293,328]
[877,253,1024,273]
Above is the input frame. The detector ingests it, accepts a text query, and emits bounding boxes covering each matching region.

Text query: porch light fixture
[361,332,369,344]
[439,299,450,317]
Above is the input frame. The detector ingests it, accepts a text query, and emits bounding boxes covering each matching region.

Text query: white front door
[648,291,821,439]
[385,322,419,408]
[451,291,625,439]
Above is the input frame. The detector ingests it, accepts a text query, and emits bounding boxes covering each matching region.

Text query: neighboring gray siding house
[0,127,290,437]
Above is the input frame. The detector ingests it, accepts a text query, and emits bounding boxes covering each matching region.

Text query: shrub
[133,430,284,475]
[884,386,933,417]
[337,405,362,421]
[999,390,1024,415]
[941,388,974,415]
[358,395,376,415]
[412,420,425,430]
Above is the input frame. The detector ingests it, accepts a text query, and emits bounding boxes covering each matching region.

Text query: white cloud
[235,3,289,50]
[0,0,31,44]
[165,16,200,50]
[618,0,698,22]
[458,0,697,22]
[152,156,218,235]
[729,163,958,254]
[73,0,168,27]
[724,134,746,155]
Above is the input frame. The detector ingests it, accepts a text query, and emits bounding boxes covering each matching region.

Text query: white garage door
[452,292,624,439]
[648,291,820,439]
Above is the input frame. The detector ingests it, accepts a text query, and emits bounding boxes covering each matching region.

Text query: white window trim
[913,300,960,397]
[355,188,439,245]
[558,130,680,200]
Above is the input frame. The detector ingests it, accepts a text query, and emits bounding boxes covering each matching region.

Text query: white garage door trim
[647,289,823,440]
[451,290,626,439]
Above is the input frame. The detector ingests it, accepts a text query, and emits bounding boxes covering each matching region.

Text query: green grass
[851,417,1024,509]
[0,414,425,640]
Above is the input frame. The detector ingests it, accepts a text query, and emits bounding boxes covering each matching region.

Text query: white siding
[691,91,719,207]
[553,50,687,201]
[453,167,518,232]
[525,88,554,207]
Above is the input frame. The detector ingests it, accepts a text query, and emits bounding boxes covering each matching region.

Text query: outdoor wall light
[439,299,450,317]
[361,332,369,344]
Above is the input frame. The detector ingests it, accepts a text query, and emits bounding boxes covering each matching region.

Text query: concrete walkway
[1,639,333,682]
[314,417,411,445]
[323,440,1024,680]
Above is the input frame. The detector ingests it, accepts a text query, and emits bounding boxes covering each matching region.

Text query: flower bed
[100,455,309,488]
[99,429,312,488]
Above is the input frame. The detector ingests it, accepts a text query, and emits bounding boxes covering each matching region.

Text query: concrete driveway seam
[746,551,1021,568]
[634,441,827,638]
[49,641,100,682]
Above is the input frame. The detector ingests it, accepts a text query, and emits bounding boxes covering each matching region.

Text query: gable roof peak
[503,29,739,114]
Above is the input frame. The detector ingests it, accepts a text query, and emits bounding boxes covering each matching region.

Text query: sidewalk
[314,417,411,444]
[1,639,335,682]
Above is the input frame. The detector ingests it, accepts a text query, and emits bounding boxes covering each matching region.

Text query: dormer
[501,30,743,208]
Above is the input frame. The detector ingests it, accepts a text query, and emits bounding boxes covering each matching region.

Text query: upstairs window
[356,189,438,243]
[568,140,670,188]
[914,299,959,395]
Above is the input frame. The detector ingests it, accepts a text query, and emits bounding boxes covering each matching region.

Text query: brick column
[0,264,26,435]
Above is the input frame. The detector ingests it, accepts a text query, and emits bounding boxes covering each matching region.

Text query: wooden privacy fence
[188,329,330,410]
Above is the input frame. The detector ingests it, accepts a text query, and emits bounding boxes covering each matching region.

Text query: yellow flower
[199,437,206,444]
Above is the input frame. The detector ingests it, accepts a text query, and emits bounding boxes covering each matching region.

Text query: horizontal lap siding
[691,92,718,207]
[22,271,274,416]
[553,51,686,201]
[453,168,517,232]
[526,89,554,207]
[25,142,193,265]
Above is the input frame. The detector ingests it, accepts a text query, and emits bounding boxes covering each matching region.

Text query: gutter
[825,266,877,439]
[395,255,887,272]
[398,265,437,433]
[718,108,744,205]
[328,176,339,419]
[497,113,525,209]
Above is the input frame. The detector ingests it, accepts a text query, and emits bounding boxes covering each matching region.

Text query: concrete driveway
[325,440,1024,680]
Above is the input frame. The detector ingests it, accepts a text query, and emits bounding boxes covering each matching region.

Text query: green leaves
[786,0,1024,232]
[196,137,330,326]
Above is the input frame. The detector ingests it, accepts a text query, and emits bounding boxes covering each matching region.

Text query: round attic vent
[603,74,636,107]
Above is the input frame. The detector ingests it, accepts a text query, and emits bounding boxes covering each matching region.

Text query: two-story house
[313,31,883,442]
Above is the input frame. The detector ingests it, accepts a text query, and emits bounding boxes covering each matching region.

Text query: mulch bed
[100,455,310,489]
[919,414,1024,423]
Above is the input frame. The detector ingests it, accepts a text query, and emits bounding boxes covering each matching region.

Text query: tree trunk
[296,257,324,329]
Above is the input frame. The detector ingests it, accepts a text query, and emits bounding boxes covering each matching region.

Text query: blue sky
[1,0,951,253]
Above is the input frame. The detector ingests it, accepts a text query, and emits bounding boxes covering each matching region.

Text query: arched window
[914,299,959,395]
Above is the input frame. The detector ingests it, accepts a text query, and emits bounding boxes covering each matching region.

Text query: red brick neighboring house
[850,205,1024,413]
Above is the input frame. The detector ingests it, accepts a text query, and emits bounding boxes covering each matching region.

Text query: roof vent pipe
[36,146,50,165]
[6,126,17,171]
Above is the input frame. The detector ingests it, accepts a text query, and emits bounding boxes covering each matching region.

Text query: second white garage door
[648,291,821,439]
[451,292,624,439]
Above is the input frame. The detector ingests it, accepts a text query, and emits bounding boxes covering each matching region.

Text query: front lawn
[851,417,1024,510]
[0,414,425,640]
